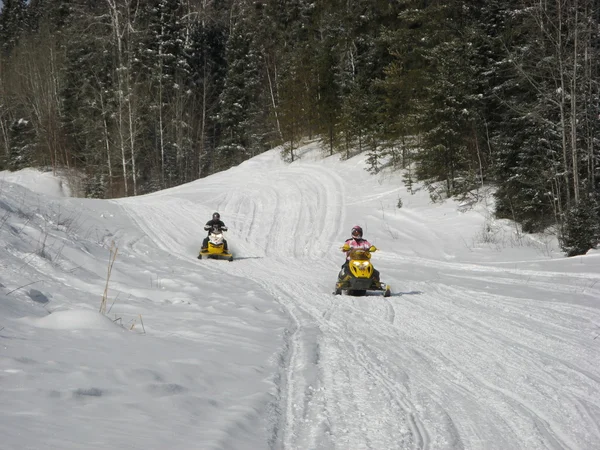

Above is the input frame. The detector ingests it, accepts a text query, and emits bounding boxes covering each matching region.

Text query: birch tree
[106,0,141,196]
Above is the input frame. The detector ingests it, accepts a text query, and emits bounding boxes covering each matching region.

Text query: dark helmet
[212,212,220,220]
[351,225,363,238]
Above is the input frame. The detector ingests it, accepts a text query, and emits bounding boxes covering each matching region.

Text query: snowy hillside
[1,143,600,450]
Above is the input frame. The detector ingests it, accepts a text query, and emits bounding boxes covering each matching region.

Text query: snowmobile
[334,247,391,297]
[198,228,233,262]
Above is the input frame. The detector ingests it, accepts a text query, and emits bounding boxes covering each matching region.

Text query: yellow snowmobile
[198,229,233,262]
[334,246,391,297]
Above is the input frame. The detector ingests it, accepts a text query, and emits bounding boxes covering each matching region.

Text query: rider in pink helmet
[343,226,371,259]
[338,225,380,280]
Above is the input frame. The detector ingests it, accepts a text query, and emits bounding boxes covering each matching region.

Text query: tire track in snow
[115,165,446,449]
[226,257,432,450]
[196,162,430,448]
[116,163,352,449]
[387,279,600,449]
[207,163,345,259]
[112,155,600,449]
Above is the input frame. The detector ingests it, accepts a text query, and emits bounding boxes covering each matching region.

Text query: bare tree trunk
[585,1,596,188]
[13,29,66,172]
[198,0,209,178]
[106,0,140,196]
[98,87,114,196]
[265,54,283,143]
[570,0,580,203]
[0,109,9,161]
[0,57,10,159]
[126,73,138,196]
[556,0,572,208]
[158,69,165,187]
[199,63,207,178]
[473,122,484,188]
[174,75,186,184]
[107,0,129,196]
[158,10,166,188]
[49,45,66,171]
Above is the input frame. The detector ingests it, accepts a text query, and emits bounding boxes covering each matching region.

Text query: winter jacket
[204,219,228,234]
[343,237,372,260]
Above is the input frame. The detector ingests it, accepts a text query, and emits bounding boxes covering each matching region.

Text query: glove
[342,243,350,252]
[369,245,377,252]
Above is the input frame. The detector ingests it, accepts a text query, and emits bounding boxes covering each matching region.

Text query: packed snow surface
[1,143,599,450]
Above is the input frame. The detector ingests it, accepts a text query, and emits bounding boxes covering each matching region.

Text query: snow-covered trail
[116,148,600,449]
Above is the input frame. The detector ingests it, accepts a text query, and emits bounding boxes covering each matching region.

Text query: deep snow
[1,143,599,450]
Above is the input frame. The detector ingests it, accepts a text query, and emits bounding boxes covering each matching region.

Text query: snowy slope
[1,143,599,450]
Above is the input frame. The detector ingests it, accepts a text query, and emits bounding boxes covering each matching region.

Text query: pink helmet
[351,225,363,237]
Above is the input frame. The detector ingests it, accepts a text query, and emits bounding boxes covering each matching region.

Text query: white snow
[0,167,71,197]
[1,142,599,450]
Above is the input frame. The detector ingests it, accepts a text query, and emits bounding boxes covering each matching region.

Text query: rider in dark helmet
[201,212,228,251]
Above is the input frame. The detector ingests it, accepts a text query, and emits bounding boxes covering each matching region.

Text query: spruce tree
[215,2,262,169]
[136,0,194,190]
[61,1,115,197]
[380,1,490,198]
[7,116,35,170]
[337,0,398,159]
[186,18,227,177]
[0,0,28,55]
[560,191,600,256]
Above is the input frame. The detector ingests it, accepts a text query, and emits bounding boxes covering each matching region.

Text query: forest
[0,0,599,256]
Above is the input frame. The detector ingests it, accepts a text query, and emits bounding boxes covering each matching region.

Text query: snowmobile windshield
[348,248,370,260]
[209,232,224,244]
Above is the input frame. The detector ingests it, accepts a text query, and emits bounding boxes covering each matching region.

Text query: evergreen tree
[315,38,341,156]
[274,0,318,159]
[186,18,227,177]
[136,0,193,189]
[215,1,263,169]
[380,1,492,197]
[61,1,116,196]
[27,0,73,34]
[560,190,600,256]
[337,0,398,159]
[0,0,28,55]
[492,0,600,232]
[0,0,595,242]
[7,116,35,170]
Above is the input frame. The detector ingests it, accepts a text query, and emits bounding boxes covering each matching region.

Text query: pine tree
[274,0,318,159]
[61,1,116,196]
[215,1,263,169]
[7,117,35,170]
[136,0,193,189]
[186,17,228,177]
[0,0,28,55]
[337,0,398,159]
[379,1,491,198]
[492,0,600,232]
[560,191,600,256]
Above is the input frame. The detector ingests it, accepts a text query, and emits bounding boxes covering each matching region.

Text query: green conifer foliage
[0,0,28,55]
[560,192,600,256]
[7,117,35,170]
[216,3,263,169]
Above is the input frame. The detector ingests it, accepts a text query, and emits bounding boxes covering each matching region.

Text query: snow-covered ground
[1,143,599,450]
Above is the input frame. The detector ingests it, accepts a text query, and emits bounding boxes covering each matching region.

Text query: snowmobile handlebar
[341,244,377,252]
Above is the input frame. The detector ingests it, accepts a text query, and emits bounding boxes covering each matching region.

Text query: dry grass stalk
[100,242,118,314]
